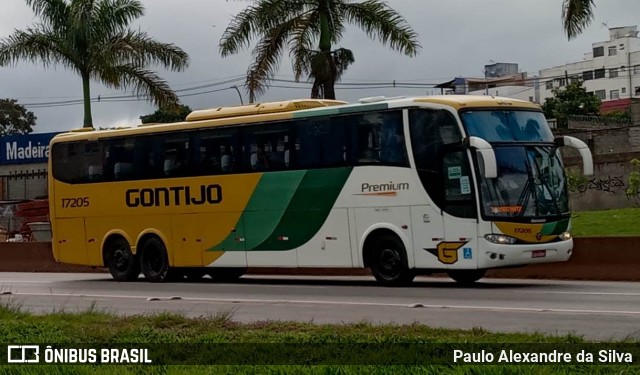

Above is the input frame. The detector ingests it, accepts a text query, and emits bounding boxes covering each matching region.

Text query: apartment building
[539,26,640,104]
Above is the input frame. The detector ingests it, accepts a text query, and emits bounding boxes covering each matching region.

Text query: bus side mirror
[555,136,594,176]
[465,136,497,179]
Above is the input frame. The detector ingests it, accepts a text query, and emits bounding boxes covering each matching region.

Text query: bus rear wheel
[105,238,140,282]
[447,269,487,285]
[140,237,173,282]
[370,235,415,287]
[208,268,247,282]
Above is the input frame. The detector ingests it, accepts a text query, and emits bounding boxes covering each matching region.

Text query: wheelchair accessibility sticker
[463,248,473,260]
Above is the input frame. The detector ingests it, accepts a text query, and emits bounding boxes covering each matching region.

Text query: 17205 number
[62,197,90,208]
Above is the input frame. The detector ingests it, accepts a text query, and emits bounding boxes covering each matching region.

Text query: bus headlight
[559,232,572,241]
[484,234,517,244]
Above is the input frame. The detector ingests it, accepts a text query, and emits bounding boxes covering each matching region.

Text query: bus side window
[409,109,460,208]
[106,141,135,181]
[378,111,408,166]
[52,143,84,183]
[162,138,189,177]
[351,110,407,167]
[84,142,104,182]
[220,145,235,172]
[114,162,133,180]
[87,165,104,181]
[242,123,293,172]
[296,120,322,168]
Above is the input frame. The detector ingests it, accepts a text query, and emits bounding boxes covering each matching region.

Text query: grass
[0,305,639,374]
[571,207,640,237]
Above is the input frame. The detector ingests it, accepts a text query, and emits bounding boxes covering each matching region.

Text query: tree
[542,80,600,128]
[0,0,189,128]
[307,47,354,99]
[219,0,420,101]
[562,0,595,39]
[140,103,192,124]
[0,98,37,136]
[602,109,632,123]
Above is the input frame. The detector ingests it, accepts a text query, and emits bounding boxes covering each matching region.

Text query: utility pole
[629,51,633,99]
[231,86,244,105]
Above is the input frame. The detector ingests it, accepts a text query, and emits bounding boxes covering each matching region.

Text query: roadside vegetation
[571,207,640,237]
[0,305,638,374]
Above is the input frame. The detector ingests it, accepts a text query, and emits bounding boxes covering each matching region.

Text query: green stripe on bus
[207,171,305,251]
[242,171,306,249]
[253,167,352,251]
[541,219,569,235]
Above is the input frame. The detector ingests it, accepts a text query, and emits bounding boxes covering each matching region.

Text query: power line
[20,59,640,109]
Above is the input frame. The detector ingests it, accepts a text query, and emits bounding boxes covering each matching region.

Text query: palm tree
[562,0,596,40]
[307,47,354,99]
[0,0,189,127]
[219,0,420,101]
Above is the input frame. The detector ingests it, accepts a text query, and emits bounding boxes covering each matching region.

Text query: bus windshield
[477,145,569,218]
[460,110,554,142]
[460,110,568,219]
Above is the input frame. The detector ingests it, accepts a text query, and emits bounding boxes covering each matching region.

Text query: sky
[1,0,640,133]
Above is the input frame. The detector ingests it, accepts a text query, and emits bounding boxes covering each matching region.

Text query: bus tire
[370,235,415,287]
[105,237,140,282]
[140,237,172,282]
[446,269,487,285]
[208,267,247,282]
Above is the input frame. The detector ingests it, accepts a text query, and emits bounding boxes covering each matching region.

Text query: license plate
[532,250,546,258]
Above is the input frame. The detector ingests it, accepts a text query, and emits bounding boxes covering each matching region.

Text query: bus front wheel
[370,235,415,287]
[140,237,172,282]
[446,269,487,285]
[105,238,140,282]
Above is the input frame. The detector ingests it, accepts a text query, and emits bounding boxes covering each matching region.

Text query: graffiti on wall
[569,175,627,194]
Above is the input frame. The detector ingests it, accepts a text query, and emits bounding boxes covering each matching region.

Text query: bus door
[440,147,478,269]
[411,205,445,269]
[54,218,89,265]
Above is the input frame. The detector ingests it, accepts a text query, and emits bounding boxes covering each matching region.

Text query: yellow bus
[48,96,593,285]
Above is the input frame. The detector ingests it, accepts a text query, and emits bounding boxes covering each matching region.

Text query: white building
[539,26,640,103]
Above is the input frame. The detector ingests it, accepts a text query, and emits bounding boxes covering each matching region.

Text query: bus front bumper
[477,238,573,269]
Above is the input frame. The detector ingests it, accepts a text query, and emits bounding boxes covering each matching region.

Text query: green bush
[627,159,640,197]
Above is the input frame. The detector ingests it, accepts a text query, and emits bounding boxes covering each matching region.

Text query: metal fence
[0,169,48,201]
[568,114,633,124]
[0,170,49,240]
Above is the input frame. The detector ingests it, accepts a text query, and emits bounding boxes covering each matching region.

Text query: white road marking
[3,279,640,297]
[3,292,640,316]
[524,291,640,297]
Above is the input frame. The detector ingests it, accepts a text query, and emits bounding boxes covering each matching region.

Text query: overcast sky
[1,0,639,133]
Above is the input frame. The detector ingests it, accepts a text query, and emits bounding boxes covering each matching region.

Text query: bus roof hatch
[185,99,347,122]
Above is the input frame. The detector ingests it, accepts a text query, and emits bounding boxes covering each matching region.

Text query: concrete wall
[557,124,640,211]
[565,152,640,211]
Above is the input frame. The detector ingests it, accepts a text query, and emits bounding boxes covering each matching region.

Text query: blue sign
[463,248,473,260]
[0,132,61,165]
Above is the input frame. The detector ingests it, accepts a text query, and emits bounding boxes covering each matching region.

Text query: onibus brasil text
[6,345,152,364]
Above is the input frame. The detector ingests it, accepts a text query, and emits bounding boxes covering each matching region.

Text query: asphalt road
[0,272,639,340]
